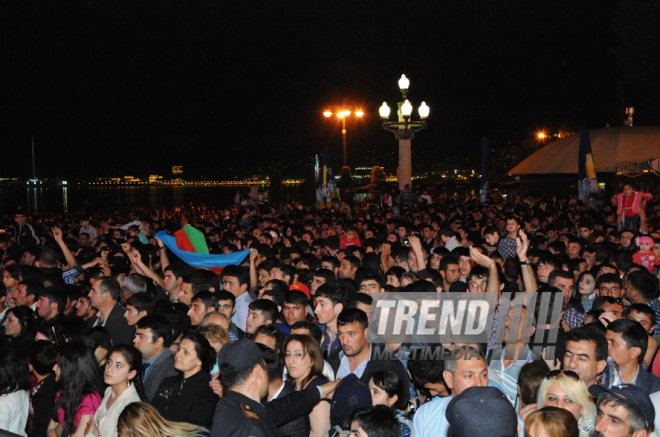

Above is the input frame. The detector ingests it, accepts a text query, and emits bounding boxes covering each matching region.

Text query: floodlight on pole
[322,108,364,168]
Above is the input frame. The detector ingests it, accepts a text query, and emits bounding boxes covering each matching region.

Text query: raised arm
[408,235,427,272]
[156,237,170,270]
[52,227,78,269]
[249,248,259,291]
[517,232,538,293]
[380,243,393,273]
[122,242,143,275]
[469,246,501,299]
[133,251,164,288]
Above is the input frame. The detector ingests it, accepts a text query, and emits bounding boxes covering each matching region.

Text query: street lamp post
[324,109,364,168]
[379,74,429,191]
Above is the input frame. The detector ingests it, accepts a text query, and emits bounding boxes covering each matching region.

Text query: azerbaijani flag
[155,226,250,274]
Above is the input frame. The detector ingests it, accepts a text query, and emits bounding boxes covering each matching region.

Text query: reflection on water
[63,187,68,213]
[27,187,44,213]
[0,185,303,214]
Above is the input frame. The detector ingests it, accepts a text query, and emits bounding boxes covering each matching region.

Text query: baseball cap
[289,282,310,299]
[446,387,518,437]
[589,384,655,429]
[217,339,263,373]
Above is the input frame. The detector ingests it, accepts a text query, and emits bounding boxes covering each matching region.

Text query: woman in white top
[85,345,146,437]
[0,351,31,437]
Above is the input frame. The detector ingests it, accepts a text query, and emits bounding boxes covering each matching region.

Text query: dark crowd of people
[2,180,660,437]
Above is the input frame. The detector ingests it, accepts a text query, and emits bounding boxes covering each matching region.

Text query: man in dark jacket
[134,315,179,402]
[12,211,39,246]
[28,341,58,437]
[88,276,135,346]
[606,319,660,393]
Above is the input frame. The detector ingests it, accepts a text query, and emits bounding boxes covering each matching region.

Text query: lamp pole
[323,109,364,169]
[341,116,347,167]
[380,75,429,191]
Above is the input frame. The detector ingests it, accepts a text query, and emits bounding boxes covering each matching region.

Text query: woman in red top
[47,343,104,437]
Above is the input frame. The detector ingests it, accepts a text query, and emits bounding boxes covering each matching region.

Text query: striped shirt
[489,345,537,409]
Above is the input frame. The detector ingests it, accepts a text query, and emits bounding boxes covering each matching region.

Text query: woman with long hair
[35,322,69,346]
[117,402,207,437]
[525,406,579,437]
[576,271,596,311]
[151,332,218,427]
[47,343,105,437]
[2,305,36,357]
[368,371,412,437]
[2,264,21,299]
[87,327,113,368]
[0,351,32,436]
[535,370,596,437]
[282,334,329,437]
[85,345,146,437]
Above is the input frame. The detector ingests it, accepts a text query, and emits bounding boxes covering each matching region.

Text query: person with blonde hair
[117,402,207,437]
[197,324,230,351]
[525,406,579,437]
[535,370,596,437]
[197,324,230,378]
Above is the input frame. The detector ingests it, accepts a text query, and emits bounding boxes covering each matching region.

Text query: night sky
[2,1,659,180]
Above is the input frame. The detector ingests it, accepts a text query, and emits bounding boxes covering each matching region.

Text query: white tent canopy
[509,126,660,175]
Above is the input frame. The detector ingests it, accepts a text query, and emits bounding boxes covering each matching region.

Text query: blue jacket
[635,368,660,394]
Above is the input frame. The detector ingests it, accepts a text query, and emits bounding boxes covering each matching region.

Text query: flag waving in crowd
[156,226,250,274]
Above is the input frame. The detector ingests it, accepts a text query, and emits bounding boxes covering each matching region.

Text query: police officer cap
[218,339,263,372]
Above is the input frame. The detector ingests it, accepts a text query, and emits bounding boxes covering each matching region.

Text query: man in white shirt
[412,347,489,437]
[79,217,98,242]
[221,265,253,332]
